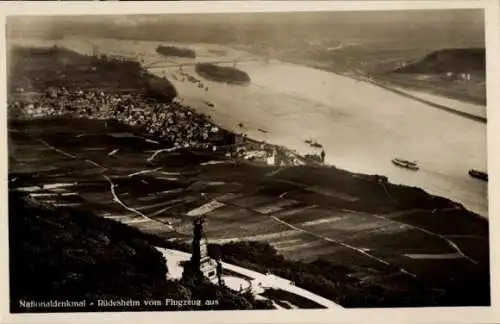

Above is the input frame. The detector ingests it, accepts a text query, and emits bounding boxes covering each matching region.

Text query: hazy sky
[8,9,484,27]
[7,9,484,51]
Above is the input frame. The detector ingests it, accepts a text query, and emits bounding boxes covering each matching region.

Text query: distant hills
[377,47,486,105]
[393,48,485,75]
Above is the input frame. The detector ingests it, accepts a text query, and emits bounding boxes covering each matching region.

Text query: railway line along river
[11,37,489,218]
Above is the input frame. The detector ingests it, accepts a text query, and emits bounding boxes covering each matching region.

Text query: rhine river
[11,37,489,217]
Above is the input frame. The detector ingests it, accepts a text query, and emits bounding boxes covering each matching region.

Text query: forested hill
[392,48,485,75]
[7,45,178,103]
[8,191,272,312]
[9,191,169,311]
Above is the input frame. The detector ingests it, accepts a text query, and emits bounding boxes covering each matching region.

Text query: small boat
[203,100,214,107]
[310,141,323,149]
[468,169,488,181]
[304,139,322,148]
[392,158,419,170]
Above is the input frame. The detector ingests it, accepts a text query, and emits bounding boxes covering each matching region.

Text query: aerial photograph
[6,9,489,313]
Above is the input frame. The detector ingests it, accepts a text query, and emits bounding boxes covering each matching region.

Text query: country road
[9,119,489,287]
[8,37,488,217]
[7,36,490,309]
[16,127,343,308]
[155,247,344,309]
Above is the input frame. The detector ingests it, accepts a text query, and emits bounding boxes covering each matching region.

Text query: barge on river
[392,158,419,171]
[469,169,488,181]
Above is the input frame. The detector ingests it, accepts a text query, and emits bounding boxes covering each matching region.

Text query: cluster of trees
[393,48,485,75]
[156,45,196,59]
[8,192,272,313]
[141,75,178,103]
[9,191,167,312]
[195,63,251,85]
[9,45,75,59]
[9,46,178,103]
[304,154,323,164]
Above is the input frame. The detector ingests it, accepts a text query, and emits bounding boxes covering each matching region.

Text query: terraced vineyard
[9,117,489,293]
[7,42,489,307]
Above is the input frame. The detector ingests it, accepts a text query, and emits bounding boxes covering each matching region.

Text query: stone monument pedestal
[190,217,220,284]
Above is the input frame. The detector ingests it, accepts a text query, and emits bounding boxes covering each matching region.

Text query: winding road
[155,247,343,309]
[17,128,179,232]
[13,127,345,309]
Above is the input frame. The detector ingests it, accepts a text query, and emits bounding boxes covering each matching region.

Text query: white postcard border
[0,1,498,324]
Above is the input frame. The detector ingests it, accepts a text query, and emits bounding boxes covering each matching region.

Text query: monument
[216,257,224,286]
[190,217,219,283]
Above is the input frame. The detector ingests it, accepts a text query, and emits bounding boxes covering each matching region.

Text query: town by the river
[10,36,488,218]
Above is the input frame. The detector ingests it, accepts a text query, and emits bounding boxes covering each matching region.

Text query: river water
[10,37,489,217]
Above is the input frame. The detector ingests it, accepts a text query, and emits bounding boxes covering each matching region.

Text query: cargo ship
[392,158,419,171]
[468,169,488,181]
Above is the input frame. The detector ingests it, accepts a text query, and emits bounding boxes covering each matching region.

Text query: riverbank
[153,56,487,217]
[352,74,486,123]
[243,48,487,120]
[230,44,486,107]
[9,37,488,218]
[7,44,490,308]
[7,42,487,221]
[9,115,490,307]
[11,38,488,217]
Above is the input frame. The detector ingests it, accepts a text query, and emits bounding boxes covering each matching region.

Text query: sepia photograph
[1,1,498,323]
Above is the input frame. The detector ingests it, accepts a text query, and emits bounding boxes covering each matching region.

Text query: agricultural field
[9,116,489,289]
[7,38,489,307]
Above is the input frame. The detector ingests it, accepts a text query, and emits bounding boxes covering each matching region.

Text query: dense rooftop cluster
[8,86,311,165]
[8,87,227,150]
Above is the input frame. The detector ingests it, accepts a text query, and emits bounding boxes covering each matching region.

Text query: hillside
[8,43,490,310]
[215,241,489,307]
[372,48,486,105]
[392,48,485,75]
[7,45,178,102]
[160,237,490,308]
[9,191,168,312]
[8,191,273,312]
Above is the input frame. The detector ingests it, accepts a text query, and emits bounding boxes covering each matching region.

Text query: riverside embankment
[9,37,488,218]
